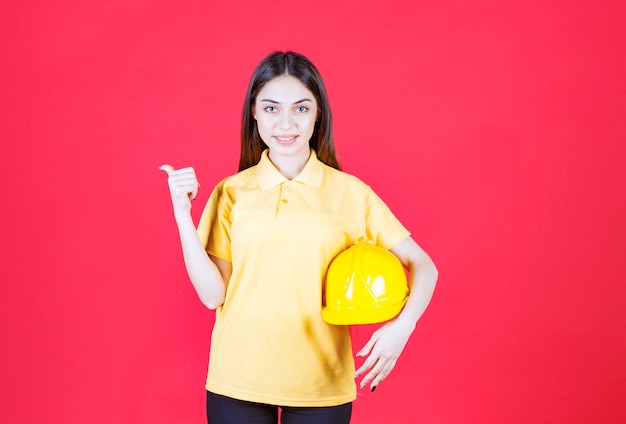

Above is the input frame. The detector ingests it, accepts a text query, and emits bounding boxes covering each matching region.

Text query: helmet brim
[321,298,408,325]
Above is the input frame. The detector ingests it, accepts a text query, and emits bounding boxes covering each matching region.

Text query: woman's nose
[279,110,293,129]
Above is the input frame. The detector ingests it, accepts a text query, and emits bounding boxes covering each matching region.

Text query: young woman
[160,51,438,424]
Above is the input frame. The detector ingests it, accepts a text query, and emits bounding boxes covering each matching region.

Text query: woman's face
[253,74,318,163]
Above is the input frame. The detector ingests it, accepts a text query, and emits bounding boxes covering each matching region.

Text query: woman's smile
[274,135,298,145]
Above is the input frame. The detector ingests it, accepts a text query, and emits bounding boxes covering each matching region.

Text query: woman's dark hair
[239,51,340,171]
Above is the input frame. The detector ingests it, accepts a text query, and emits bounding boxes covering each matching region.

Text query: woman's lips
[274,135,298,145]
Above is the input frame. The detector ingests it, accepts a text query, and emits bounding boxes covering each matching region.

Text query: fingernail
[371,386,377,392]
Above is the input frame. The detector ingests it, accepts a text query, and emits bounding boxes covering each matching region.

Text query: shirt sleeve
[362,186,411,250]
[197,179,232,262]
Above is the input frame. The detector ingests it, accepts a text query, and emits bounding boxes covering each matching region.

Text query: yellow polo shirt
[197,150,410,407]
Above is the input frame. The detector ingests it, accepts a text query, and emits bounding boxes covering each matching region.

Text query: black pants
[207,392,352,424]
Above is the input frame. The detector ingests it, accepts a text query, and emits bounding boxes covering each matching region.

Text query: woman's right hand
[159,164,200,215]
[159,164,226,310]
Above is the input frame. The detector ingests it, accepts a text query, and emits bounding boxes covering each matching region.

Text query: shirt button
[282,199,288,204]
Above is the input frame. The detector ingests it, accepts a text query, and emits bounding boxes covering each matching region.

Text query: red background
[1,0,625,422]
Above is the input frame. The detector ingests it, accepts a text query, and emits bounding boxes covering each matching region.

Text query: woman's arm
[160,165,227,309]
[354,236,438,391]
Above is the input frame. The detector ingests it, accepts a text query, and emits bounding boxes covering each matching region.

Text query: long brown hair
[239,51,341,171]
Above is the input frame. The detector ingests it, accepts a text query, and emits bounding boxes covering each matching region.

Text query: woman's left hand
[354,236,439,392]
[354,317,415,391]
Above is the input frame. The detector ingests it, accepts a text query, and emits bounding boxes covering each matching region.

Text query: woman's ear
[252,105,257,120]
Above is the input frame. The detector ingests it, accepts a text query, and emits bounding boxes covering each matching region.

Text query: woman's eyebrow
[259,98,313,104]
[292,98,313,104]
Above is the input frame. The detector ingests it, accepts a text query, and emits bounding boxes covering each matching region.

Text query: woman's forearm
[391,237,438,328]
[174,211,226,309]
[397,255,438,329]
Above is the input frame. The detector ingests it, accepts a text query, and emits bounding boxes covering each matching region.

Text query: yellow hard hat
[322,242,409,325]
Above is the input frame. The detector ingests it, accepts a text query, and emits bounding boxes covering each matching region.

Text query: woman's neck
[268,148,311,180]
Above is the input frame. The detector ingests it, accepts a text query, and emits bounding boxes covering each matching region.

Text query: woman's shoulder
[218,166,257,186]
[206,167,258,199]
[321,163,370,190]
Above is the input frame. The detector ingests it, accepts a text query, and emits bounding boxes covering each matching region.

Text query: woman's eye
[296,106,309,113]
[264,106,277,113]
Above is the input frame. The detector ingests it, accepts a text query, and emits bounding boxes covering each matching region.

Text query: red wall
[1,0,625,422]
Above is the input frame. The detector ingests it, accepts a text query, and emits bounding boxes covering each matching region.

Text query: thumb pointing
[159,164,175,176]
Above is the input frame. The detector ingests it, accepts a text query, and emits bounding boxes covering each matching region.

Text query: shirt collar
[256,149,324,191]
